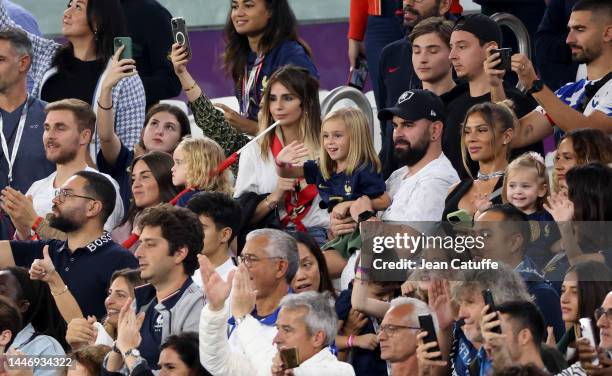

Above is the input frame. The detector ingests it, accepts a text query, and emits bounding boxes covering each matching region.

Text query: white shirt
[234,142,329,229]
[291,347,356,376]
[26,167,124,233]
[192,257,237,288]
[382,154,459,222]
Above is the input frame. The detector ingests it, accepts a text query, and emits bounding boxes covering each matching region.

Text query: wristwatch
[358,210,376,223]
[124,348,141,359]
[111,341,121,354]
[527,79,544,95]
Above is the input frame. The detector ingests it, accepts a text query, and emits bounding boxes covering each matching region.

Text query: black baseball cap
[453,14,502,45]
[378,89,446,123]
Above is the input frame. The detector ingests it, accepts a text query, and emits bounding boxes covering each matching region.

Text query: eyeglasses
[238,254,284,267]
[595,307,612,322]
[379,324,420,337]
[54,189,97,204]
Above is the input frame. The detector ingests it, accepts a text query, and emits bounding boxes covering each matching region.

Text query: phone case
[347,56,368,91]
[579,318,600,366]
[113,37,132,60]
[492,48,512,71]
[482,289,502,334]
[171,17,192,60]
[279,347,300,369]
[418,315,442,360]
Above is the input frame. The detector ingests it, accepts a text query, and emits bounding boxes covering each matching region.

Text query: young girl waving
[276,108,390,262]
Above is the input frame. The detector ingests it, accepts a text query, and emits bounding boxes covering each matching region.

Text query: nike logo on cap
[388,67,399,73]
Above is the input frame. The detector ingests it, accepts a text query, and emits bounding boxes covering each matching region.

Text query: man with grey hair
[199,228,299,375]
[270,291,355,375]
[0,27,52,195]
[448,265,533,376]
[378,296,435,376]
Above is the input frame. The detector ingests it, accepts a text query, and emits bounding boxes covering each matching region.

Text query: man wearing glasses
[0,170,137,319]
[199,228,299,375]
[378,297,435,376]
[0,98,123,241]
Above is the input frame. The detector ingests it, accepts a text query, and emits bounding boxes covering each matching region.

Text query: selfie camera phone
[578,318,600,366]
[113,37,133,61]
[279,347,300,369]
[418,314,442,361]
[492,48,512,72]
[171,17,192,60]
[482,289,502,334]
[348,56,368,91]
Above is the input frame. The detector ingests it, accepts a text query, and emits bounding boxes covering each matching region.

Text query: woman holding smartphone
[0,0,145,152]
[170,0,318,156]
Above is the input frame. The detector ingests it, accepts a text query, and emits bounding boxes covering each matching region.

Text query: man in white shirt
[186,191,240,286]
[1,99,123,240]
[198,229,299,376]
[270,291,355,375]
[333,89,458,233]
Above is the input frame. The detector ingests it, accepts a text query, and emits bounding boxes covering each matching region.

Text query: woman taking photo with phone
[0,0,145,152]
[170,0,318,156]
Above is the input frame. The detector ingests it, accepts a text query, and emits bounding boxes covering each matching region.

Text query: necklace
[477,170,504,181]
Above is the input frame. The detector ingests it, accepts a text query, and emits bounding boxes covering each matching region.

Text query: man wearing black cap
[347,89,459,224]
[445,13,540,179]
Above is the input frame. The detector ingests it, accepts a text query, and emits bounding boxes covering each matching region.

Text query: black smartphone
[348,55,368,91]
[482,289,502,334]
[171,17,192,60]
[491,48,512,71]
[418,314,442,361]
[113,37,133,60]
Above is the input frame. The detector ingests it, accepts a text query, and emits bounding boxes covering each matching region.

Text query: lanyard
[0,96,29,185]
[240,54,265,117]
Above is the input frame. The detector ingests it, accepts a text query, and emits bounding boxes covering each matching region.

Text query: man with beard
[378,0,452,178]
[349,89,459,223]
[1,99,123,241]
[509,0,612,149]
[0,170,137,319]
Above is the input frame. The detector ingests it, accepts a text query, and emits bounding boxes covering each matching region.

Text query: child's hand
[276,141,308,166]
[544,192,574,222]
[332,201,353,220]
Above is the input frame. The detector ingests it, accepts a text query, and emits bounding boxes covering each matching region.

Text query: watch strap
[358,210,376,223]
[527,79,544,94]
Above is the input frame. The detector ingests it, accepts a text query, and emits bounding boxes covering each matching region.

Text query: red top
[348,0,464,40]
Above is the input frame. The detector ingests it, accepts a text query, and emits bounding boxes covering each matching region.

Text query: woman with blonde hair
[172,137,233,207]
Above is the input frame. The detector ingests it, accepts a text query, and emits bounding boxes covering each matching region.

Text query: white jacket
[199,302,278,376]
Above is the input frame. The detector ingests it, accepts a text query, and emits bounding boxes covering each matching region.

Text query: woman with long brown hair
[170,0,318,155]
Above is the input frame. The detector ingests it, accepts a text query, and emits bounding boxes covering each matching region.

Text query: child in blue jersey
[276,107,390,260]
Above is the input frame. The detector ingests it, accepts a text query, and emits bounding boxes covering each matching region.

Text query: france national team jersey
[536,76,612,141]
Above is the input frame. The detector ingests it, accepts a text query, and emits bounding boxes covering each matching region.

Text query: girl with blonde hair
[277,107,390,270]
[171,137,233,207]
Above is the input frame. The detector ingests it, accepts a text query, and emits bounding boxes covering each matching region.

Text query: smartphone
[492,48,512,72]
[418,314,442,361]
[482,289,502,334]
[348,55,368,91]
[578,318,600,366]
[113,37,133,60]
[279,347,300,369]
[446,209,472,225]
[171,17,192,60]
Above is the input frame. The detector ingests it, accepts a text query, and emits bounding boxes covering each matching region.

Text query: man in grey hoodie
[103,204,204,373]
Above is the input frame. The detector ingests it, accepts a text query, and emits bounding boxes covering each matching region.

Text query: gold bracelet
[184,81,198,92]
[52,285,68,297]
